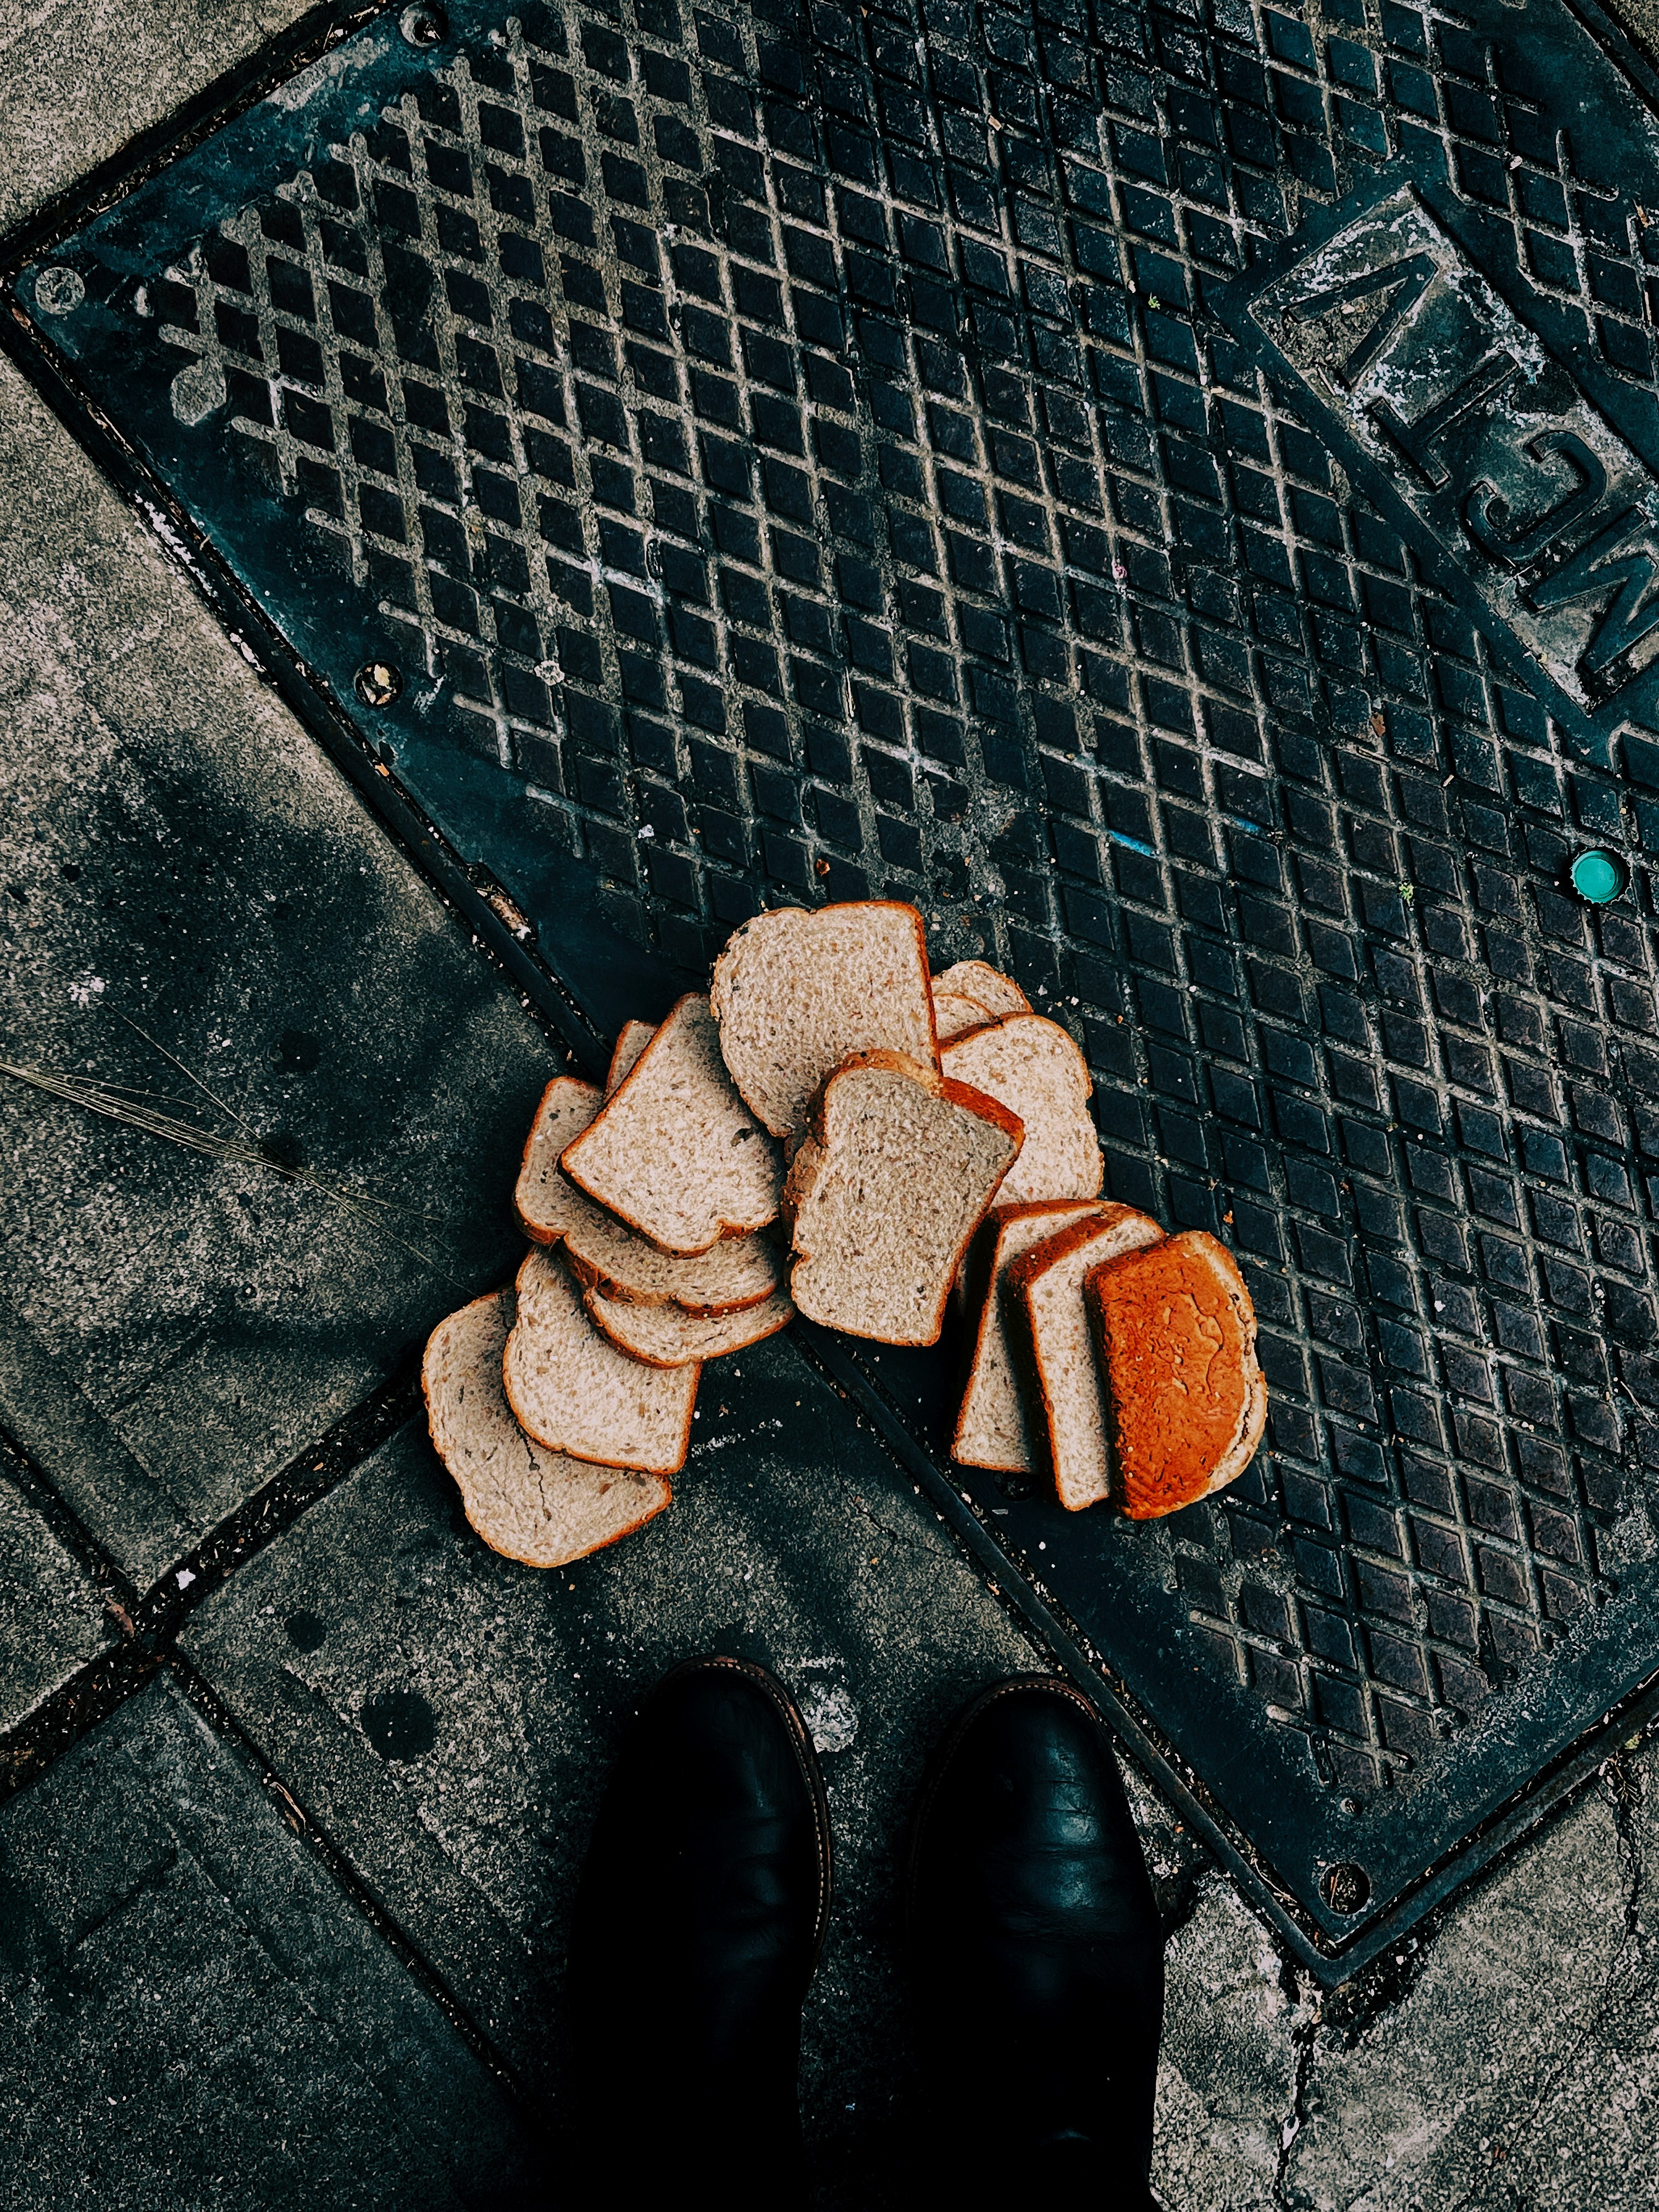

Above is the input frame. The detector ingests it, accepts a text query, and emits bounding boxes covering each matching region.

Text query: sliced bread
[1006,1207,1164,1511]
[606,1018,656,1096]
[514,1075,603,1240]
[561,993,785,1255]
[932,960,1030,1018]
[952,1200,1113,1473]
[585,1282,795,1367]
[940,1014,1103,1206]
[561,1225,783,1316]
[784,1050,1023,1345]
[503,1249,698,1475]
[710,901,938,1137]
[1085,1230,1267,1519]
[932,988,997,1043]
[516,1076,781,1313]
[422,1289,670,1567]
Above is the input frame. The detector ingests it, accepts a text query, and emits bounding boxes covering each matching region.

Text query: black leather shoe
[907,1677,1165,2208]
[567,1656,832,2205]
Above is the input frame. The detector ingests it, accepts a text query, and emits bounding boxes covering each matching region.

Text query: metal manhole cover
[14,0,1659,1976]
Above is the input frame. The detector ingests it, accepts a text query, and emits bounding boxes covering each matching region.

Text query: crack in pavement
[1274,1745,1650,2212]
[1273,1958,1319,2212]
[1438,1747,1649,2212]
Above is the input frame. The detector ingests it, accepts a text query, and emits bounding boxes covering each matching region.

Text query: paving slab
[0,347,556,1590]
[182,1334,1180,2196]
[1136,1736,1659,2212]
[0,1669,535,2210]
[1153,1876,1305,2212]
[0,0,317,240]
[0,1442,113,1733]
[1286,1746,1654,2211]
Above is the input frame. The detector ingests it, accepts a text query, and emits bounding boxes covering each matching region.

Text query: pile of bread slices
[422,899,1266,1569]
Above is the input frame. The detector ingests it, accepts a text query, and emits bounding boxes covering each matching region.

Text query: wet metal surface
[15,0,1659,1967]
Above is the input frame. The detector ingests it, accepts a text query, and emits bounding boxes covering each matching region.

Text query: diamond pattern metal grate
[21,0,1659,1942]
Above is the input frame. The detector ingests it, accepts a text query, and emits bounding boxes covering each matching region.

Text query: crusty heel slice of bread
[710,901,938,1138]
[560,993,785,1256]
[503,1249,699,1475]
[783,1050,1023,1346]
[585,1282,795,1366]
[932,988,997,1043]
[606,1019,656,1096]
[1006,1207,1164,1511]
[1084,1229,1267,1519]
[515,1075,781,1313]
[422,1289,670,1567]
[952,1200,1115,1473]
[940,1014,1103,1207]
[931,960,1030,1018]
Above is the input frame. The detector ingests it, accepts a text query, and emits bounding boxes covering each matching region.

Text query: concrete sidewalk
[3,7,1657,2208]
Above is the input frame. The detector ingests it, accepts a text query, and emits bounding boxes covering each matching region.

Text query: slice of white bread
[784,1050,1023,1345]
[561,994,785,1255]
[515,1076,781,1313]
[940,1014,1103,1206]
[710,901,938,1138]
[1084,1230,1267,1519]
[585,1282,795,1367]
[515,1075,603,1239]
[932,960,1030,1018]
[606,1019,656,1096]
[932,988,997,1043]
[422,1289,670,1567]
[952,1200,1113,1472]
[1006,1206,1165,1511]
[503,1249,699,1475]
[562,1227,783,1317]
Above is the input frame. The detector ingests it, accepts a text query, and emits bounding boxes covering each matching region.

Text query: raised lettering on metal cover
[1242,184,1659,727]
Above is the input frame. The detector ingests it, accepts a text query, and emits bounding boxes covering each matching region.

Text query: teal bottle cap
[1569,848,1628,905]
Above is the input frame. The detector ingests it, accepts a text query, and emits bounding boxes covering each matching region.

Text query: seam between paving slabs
[0,1366,419,1807]
[0,1380,548,2125]
[162,1646,543,2125]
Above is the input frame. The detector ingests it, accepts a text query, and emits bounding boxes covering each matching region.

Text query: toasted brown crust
[559,1236,781,1316]
[951,1199,1113,1471]
[1084,1229,1266,1519]
[1005,1206,1164,1511]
